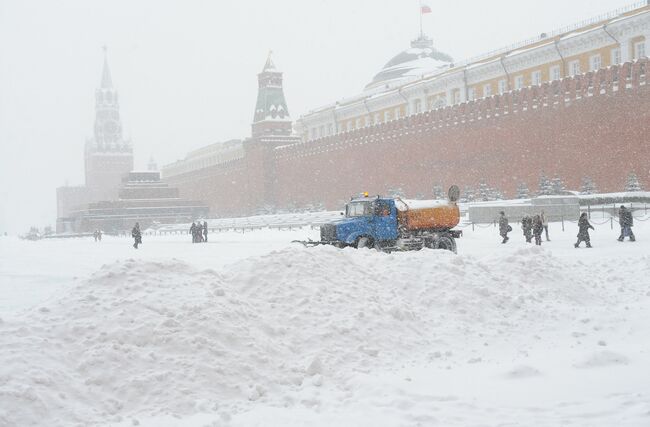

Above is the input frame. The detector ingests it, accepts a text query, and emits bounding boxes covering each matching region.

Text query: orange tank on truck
[396,200,460,231]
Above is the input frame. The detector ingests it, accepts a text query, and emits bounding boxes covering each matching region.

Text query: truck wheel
[433,235,457,253]
[356,237,372,249]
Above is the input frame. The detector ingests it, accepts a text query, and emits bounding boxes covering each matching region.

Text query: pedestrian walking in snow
[498,211,511,244]
[93,230,98,242]
[574,213,594,248]
[203,221,208,243]
[131,222,142,249]
[617,206,636,242]
[189,222,197,243]
[195,220,203,243]
[541,210,550,241]
[97,229,102,241]
[521,215,533,243]
[532,215,543,246]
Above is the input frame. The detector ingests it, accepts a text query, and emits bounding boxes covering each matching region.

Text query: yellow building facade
[297,2,650,142]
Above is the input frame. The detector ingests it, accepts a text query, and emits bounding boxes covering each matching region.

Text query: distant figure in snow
[617,205,636,242]
[189,222,197,243]
[131,222,142,249]
[532,215,543,246]
[498,211,511,244]
[97,229,102,241]
[195,220,203,243]
[203,221,208,243]
[521,215,533,243]
[574,213,594,248]
[93,229,99,242]
[541,210,550,241]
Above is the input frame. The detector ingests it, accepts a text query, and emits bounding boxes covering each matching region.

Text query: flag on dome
[421,3,432,14]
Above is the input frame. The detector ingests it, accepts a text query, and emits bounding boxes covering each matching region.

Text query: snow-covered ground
[1,220,650,426]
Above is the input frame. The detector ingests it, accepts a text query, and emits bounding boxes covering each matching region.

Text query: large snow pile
[2,244,649,425]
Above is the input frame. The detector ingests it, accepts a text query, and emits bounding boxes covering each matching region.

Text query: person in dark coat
[203,221,208,243]
[575,213,594,248]
[617,206,636,242]
[498,211,511,244]
[189,222,197,243]
[195,220,203,243]
[131,222,142,249]
[521,215,533,243]
[541,210,550,241]
[532,214,543,246]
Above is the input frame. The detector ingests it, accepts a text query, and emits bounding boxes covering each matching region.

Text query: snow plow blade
[292,239,336,247]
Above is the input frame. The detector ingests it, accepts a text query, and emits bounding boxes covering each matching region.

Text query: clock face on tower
[103,120,118,135]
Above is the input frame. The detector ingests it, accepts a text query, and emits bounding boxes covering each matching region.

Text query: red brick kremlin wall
[167,60,649,216]
[274,60,650,210]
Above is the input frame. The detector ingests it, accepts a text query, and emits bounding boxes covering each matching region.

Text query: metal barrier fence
[112,204,648,237]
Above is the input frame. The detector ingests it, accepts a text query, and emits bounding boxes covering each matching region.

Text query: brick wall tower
[251,51,293,138]
[246,52,299,211]
[84,47,134,201]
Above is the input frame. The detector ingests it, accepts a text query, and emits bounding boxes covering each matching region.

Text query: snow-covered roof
[365,35,453,90]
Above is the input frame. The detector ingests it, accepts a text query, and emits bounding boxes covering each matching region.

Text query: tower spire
[101,45,113,89]
[263,50,276,72]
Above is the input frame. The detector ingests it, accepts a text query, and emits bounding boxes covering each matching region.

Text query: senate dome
[365,35,453,91]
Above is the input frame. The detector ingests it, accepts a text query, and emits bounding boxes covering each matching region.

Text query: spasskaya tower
[84,46,133,201]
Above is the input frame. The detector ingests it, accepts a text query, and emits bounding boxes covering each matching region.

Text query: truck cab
[333,196,399,248]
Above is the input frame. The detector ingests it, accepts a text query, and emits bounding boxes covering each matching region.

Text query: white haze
[0,0,633,234]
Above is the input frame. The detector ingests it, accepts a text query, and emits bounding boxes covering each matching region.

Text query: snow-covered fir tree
[477,179,491,201]
[516,182,530,199]
[432,184,445,200]
[460,186,475,203]
[551,176,567,195]
[624,172,643,192]
[580,176,598,195]
[489,188,504,200]
[538,174,553,196]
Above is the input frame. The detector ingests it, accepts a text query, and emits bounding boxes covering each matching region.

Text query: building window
[531,70,542,86]
[319,126,324,138]
[453,90,461,104]
[413,99,422,114]
[356,118,363,129]
[611,48,621,65]
[514,75,524,90]
[384,110,391,122]
[589,54,601,72]
[498,79,507,94]
[569,60,581,76]
[634,41,646,60]
[467,87,476,101]
[346,121,352,131]
[394,107,401,119]
[373,113,380,124]
[483,83,492,97]
[550,65,561,81]
[327,123,333,135]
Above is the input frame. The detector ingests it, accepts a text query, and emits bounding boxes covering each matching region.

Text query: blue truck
[298,186,462,253]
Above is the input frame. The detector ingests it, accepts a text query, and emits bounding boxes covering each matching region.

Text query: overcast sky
[0,0,635,233]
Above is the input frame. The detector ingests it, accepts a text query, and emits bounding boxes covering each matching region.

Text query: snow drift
[1,245,649,425]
